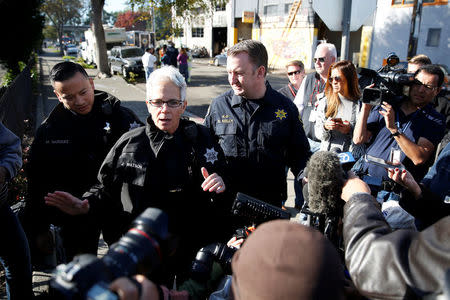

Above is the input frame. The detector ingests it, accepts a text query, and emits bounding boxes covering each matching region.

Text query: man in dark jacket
[341,173,450,299]
[43,66,229,287]
[204,40,310,208]
[278,59,306,208]
[23,61,143,264]
[277,60,305,101]
[165,41,179,67]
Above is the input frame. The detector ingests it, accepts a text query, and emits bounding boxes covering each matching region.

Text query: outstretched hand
[201,167,226,193]
[109,275,159,300]
[387,167,421,199]
[44,191,89,215]
[341,171,371,202]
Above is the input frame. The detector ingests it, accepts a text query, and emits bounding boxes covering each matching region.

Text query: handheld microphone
[307,151,346,215]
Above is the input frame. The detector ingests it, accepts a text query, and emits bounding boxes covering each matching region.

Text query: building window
[284,2,300,14]
[426,28,441,47]
[392,0,447,5]
[285,3,292,14]
[192,28,204,38]
[216,3,226,11]
[264,4,278,16]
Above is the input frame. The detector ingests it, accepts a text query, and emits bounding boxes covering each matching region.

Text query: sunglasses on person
[313,57,326,63]
[287,70,303,76]
[149,99,184,108]
[412,79,439,92]
[329,76,342,83]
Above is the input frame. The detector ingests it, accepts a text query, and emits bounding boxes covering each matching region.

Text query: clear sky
[104,0,129,13]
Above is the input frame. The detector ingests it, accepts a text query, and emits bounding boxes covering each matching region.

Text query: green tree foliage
[0,0,44,76]
[128,0,228,37]
[41,0,84,53]
[43,25,58,40]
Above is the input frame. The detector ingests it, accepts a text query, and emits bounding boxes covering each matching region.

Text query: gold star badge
[275,109,287,120]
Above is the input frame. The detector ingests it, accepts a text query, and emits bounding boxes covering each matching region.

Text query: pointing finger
[201,167,209,180]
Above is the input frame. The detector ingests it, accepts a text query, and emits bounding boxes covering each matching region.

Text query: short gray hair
[146,66,187,101]
[317,43,337,59]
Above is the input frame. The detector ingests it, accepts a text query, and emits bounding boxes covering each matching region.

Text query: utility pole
[340,0,352,61]
[152,4,156,33]
[407,0,422,59]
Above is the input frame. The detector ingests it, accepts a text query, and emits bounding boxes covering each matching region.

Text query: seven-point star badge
[129,121,140,130]
[204,147,218,164]
[275,109,287,120]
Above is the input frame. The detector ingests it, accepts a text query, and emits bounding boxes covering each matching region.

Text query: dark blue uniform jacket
[204,83,311,206]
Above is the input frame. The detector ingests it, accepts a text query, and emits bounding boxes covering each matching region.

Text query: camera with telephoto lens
[49,208,168,300]
[358,52,416,106]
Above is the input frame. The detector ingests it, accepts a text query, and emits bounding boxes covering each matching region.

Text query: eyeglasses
[313,57,326,63]
[412,79,438,92]
[287,70,303,76]
[329,76,342,83]
[149,99,183,108]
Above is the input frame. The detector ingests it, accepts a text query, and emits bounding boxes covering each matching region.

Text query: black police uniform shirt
[204,82,311,207]
[83,117,230,285]
[25,91,143,237]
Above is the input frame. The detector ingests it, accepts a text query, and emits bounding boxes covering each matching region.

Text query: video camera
[358,52,415,106]
[190,193,291,280]
[49,208,168,300]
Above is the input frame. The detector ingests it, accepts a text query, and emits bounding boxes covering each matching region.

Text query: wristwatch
[390,129,402,137]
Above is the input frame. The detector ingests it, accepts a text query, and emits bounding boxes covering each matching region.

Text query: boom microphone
[307,151,346,215]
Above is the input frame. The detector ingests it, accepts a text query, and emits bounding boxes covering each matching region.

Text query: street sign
[242,11,255,23]
[312,0,376,31]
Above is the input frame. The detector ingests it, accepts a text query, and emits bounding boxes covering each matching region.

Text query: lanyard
[288,84,297,98]
[308,78,325,106]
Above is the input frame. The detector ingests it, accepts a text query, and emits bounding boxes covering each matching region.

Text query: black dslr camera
[49,208,168,300]
[190,193,291,281]
[358,52,415,106]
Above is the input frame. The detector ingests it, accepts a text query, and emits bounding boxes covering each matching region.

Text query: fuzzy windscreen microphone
[307,151,346,215]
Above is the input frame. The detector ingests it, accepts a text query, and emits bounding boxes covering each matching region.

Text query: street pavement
[31,48,300,296]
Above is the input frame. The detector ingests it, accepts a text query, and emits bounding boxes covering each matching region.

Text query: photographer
[108,220,346,300]
[341,173,450,299]
[353,64,446,183]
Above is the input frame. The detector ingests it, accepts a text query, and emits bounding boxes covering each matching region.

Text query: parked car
[64,44,79,57]
[191,46,209,58]
[108,46,144,78]
[211,53,227,66]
